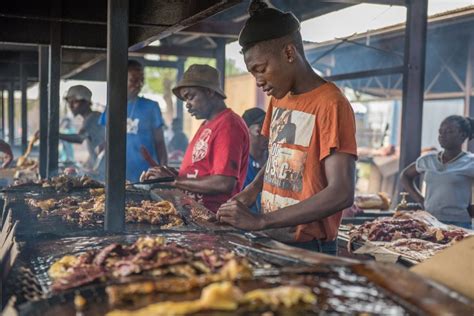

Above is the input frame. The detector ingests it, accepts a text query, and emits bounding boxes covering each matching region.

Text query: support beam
[398,0,428,177]
[176,57,185,125]
[47,14,61,177]
[0,1,242,50]
[320,0,406,5]
[466,36,474,153]
[104,0,129,232]
[325,66,404,82]
[215,38,226,91]
[1,90,4,139]
[39,46,49,178]
[136,46,215,58]
[20,60,28,153]
[7,83,14,146]
[128,0,241,51]
[180,21,244,38]
[133,58,178,69]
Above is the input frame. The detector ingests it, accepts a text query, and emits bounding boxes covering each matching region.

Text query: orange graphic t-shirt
[261,82,357,242]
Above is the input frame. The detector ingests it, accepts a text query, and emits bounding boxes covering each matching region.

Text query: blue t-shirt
[99,97,164,182]
[244,155,262,214]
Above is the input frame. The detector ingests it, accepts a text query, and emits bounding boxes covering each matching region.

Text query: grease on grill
[12,233,418,315]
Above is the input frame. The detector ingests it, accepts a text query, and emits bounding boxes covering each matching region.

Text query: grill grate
[2,187,204,241]
[10,231,421,316]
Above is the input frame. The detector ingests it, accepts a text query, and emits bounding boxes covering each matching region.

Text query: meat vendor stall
[2,0,474,315]
[1,179,474,315]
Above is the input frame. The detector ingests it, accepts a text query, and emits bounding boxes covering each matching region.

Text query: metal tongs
[127,146,177,186]
[128,176,175,186]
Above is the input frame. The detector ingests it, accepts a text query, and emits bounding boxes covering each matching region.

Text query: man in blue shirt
[99,60,168,182]
[242,107,268,213]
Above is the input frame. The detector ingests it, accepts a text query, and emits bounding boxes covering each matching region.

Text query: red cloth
[179,108,249,212]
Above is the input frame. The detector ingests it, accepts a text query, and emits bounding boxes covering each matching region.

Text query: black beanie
[238,1,300,49]
[242,107,266,127]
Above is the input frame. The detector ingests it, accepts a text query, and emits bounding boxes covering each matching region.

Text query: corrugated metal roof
[305,5,474,50]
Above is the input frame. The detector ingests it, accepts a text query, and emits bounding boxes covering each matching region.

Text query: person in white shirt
[401,115,474,229]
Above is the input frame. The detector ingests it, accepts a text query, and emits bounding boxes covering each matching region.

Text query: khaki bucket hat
[172,64,226,100]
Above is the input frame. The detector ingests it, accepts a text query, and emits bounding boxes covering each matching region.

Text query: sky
[26,0,474,105]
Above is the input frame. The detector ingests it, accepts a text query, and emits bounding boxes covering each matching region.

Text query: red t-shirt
[179,108,250,212]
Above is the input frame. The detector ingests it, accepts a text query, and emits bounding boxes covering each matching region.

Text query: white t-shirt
[416,151,474,223]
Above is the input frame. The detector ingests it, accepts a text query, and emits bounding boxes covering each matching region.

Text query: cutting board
[411,236,474,300]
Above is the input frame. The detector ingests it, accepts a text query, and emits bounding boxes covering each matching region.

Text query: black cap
[242,108,266,127]
[239,1,300,49]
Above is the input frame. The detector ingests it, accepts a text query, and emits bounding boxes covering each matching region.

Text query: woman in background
[400,115,474,229]
[0,139,13,168]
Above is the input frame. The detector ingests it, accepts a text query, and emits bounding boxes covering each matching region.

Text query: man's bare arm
[153,128,168,166]
[175,175,236,195]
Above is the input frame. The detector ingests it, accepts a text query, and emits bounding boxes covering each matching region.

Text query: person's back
[82,111,105,166]
[168,131,188,153]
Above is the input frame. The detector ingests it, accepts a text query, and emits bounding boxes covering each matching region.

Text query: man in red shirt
[143,64,249,212]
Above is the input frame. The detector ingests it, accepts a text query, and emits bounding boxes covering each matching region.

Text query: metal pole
[467,36,474,153]
[215,38,226,90]
[20,59,28,153]
[176,57,185,128]
[8,83,14,146]
[104,0,129,232]
[39,46,49,178]
[398,0,428,172]
[1,90,4,139]
[48,15,61,177]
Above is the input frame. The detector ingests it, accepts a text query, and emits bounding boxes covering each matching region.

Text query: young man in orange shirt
[217,2,357,255]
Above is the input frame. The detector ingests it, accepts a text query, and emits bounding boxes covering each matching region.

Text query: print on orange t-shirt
[261,82,357,242]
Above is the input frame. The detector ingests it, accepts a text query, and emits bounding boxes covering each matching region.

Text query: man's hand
[140,166,178,182]
[231,186,259,207]
[217,199,265,231]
